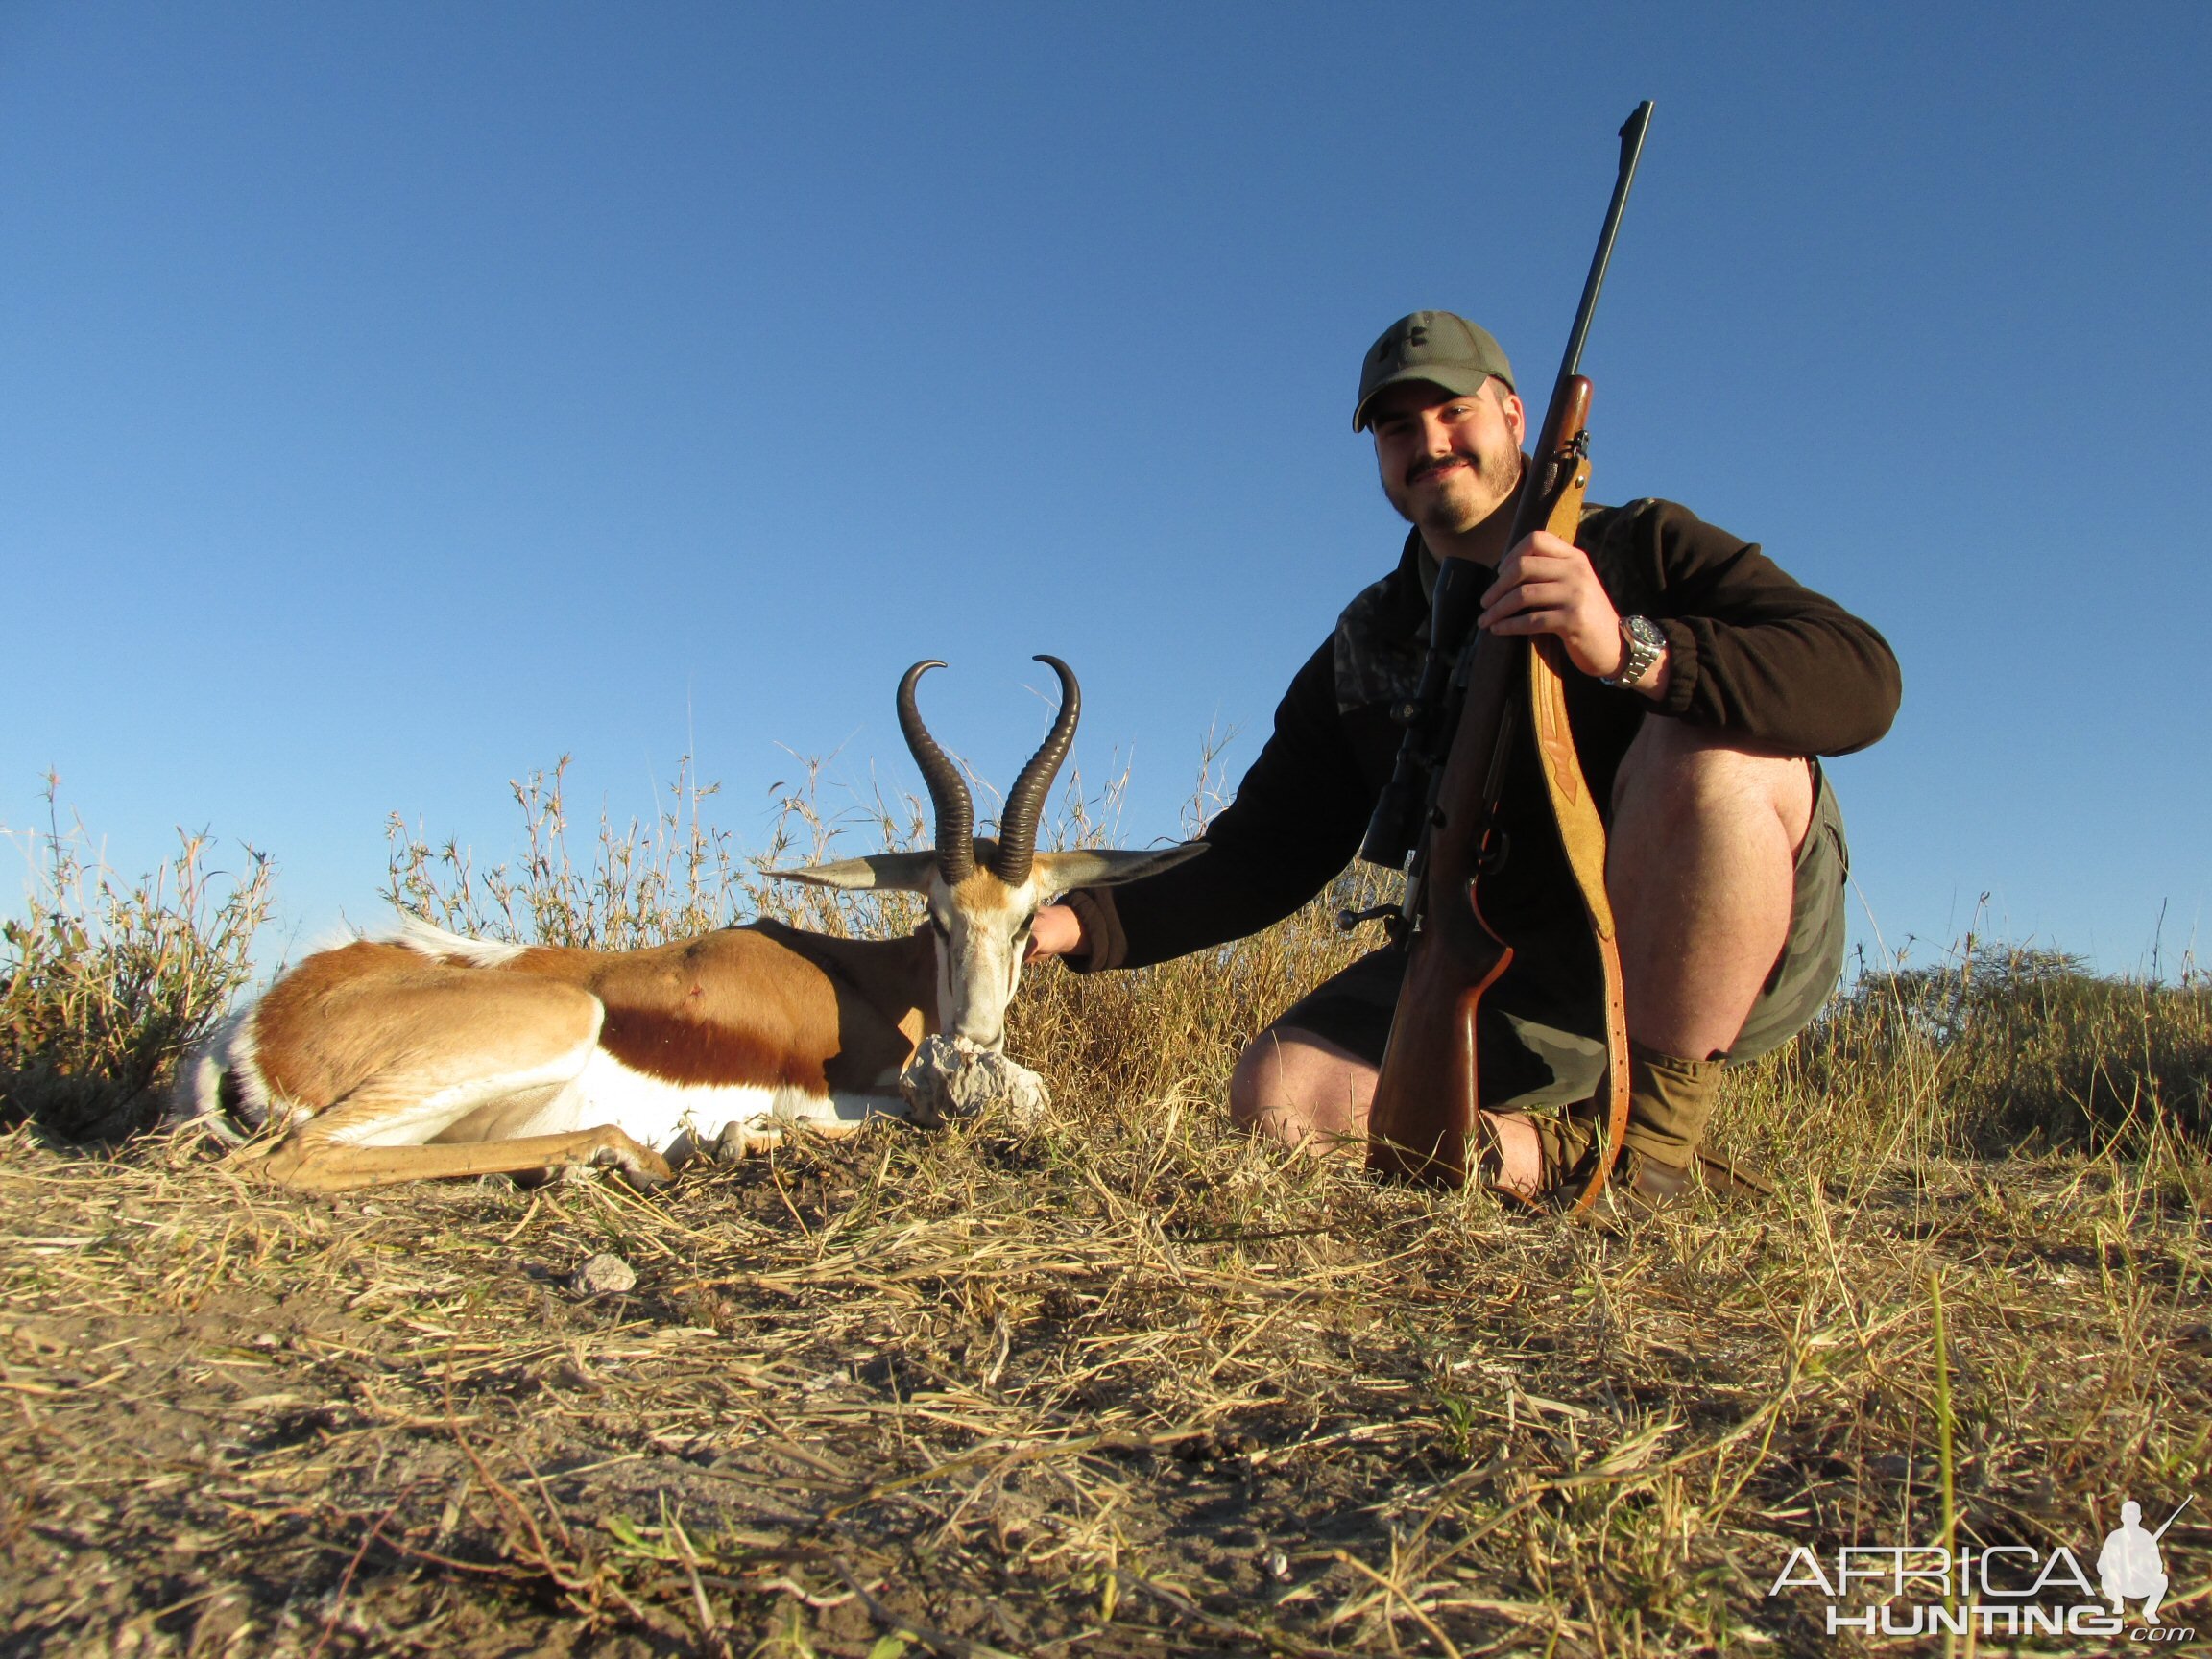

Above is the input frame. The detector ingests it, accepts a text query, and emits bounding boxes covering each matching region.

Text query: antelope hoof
[592,1141,675,1188]
[710,1120,781,1163]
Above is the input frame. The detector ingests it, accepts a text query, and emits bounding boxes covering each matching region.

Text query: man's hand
[1475,530,1624,678]
[1026,903,1083,961]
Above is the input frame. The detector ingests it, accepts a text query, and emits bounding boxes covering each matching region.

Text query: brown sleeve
[1058,886,1123,973]
[1060,638,1377,973]
[1592,500,1902,757]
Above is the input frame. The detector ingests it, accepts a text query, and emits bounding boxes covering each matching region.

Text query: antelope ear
[757,852,942,893]
[1032,842,1207,895]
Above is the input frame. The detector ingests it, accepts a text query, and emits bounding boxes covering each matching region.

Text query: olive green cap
[1352,310,1515,431]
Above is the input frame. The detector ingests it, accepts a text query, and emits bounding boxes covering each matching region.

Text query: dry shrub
[381,750,929,948]
[11,739,2207,1176]
[1014,862,1399,1110]
[0,774,272,1140]
[1719,940,2212,1180]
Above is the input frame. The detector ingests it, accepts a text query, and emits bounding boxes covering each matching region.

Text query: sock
[1618,1041,1722,1169]
[1518,1041,1723,1185]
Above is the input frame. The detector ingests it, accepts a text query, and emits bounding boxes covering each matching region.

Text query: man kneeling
[1029,312,1899,1204]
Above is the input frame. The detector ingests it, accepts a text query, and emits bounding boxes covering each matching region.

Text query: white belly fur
[572,1047,907,1156]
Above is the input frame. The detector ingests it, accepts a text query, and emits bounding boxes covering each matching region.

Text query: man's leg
[1609,720,1815,1060]
[1234,720,1815,1184]
[1487,718,1815,1195]
[1228,1028,1375,1150]
[1228,949,1404,1150]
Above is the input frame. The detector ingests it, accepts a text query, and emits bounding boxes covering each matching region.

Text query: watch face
[1607,616,1662,685]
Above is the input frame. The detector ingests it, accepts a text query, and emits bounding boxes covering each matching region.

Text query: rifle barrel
[2152,1493,2195,1541]
[1551,102,1654,408]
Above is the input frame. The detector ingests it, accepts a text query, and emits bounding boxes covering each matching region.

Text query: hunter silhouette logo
[1767,1493,2199,1642]
[2102,1498,2189,1624]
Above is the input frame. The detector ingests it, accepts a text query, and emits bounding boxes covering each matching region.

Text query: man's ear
[757,852,941,894]
[1032,842,1206,895]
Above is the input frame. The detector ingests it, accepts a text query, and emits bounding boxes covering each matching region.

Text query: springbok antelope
[186,656,1199,1194]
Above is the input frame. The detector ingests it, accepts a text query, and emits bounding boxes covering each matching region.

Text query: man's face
[1369,378,1527,539]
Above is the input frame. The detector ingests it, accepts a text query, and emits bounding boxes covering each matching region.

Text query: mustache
[1405,453,1476,488]
[1404,449,1526,491]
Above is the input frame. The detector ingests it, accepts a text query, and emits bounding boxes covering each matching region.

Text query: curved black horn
[897,661,974,885]
[992,655,1079,887]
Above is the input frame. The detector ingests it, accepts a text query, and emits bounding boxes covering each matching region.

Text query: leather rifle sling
[1526,476,1631,1214]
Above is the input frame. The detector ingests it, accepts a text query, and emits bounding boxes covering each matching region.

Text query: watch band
[1600,614,1666,687]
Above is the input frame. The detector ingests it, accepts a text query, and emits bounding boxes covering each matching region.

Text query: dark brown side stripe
[596,1006,830,1095]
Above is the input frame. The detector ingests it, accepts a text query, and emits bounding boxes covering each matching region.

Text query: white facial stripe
[932,870,1045,1051]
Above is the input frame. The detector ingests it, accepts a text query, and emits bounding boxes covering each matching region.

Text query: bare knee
[1609,720,1815,1059]
[1612,719,1813,849]
[1229,1027,1376,1147]
[1227,1033,1286,1130]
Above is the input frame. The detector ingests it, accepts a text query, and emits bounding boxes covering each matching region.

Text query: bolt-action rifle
[1358,104,1654,1204]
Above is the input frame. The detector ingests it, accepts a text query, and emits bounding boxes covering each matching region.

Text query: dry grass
[1,757,2207,1656]
[1,775,271,1142]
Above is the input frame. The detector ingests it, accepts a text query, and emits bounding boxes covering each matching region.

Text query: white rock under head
[900,1035,1051,1128]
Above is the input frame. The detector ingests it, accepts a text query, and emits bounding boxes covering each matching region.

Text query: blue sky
[4,3,2207,979]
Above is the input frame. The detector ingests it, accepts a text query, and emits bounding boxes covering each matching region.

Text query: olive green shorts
[1276,762,1849,1110]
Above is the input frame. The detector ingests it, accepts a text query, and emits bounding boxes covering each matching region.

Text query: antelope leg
[246,1123,674,1194]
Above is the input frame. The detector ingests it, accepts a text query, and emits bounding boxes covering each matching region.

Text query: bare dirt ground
[2,1101,2205,1658]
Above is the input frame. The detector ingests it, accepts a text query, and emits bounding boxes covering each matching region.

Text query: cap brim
[1352,365,1498,431]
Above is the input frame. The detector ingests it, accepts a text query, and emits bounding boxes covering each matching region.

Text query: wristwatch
[1600,614,1666,687]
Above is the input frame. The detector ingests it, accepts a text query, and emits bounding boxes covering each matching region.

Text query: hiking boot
[1586,1147,1776,1217]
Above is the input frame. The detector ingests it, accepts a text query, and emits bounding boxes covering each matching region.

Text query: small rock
[568,1253,637,1297]
[900,1034,1051,1127]
[1265,1548,1293,1583]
